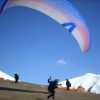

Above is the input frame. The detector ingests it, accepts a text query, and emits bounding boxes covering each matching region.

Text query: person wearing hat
[14,72,19,83]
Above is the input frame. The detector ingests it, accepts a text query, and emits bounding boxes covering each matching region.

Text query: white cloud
[57,59,67,65]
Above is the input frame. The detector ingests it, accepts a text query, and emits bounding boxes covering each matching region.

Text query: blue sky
[0,0,100,85]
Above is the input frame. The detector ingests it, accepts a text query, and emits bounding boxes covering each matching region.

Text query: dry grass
[0,80,100,100]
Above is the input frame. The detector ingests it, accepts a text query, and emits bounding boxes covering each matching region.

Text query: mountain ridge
[0,71,14,81]
[0,71,100,94]
[59,73,100,94]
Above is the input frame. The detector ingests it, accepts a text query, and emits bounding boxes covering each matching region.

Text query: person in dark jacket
[14,73,19,83]
[47,77,61,99]
[66,79,71,90]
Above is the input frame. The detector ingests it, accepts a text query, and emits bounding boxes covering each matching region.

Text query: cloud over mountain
[57,59,67,65]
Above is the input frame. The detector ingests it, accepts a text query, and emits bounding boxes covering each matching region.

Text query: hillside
[0,80,100,100]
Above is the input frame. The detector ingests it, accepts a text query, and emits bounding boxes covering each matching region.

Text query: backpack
[47,86,51,92]
[69,81,71,87]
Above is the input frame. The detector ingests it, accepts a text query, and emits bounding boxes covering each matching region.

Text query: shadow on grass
[0,87,50,94]
[37,99,44,100]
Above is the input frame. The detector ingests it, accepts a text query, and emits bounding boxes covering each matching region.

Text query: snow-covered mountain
[0,71,15,81]
[59,73,100,94]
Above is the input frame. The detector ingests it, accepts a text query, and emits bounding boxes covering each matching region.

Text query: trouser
[67,86,69,90]
[48,89,55,98]
[15,78,18,83]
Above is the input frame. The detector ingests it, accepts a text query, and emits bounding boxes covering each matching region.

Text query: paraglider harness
[48,85,51,92]
[69,81,71,87]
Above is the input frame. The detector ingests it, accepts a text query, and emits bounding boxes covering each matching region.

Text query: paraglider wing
[0,0,90,53]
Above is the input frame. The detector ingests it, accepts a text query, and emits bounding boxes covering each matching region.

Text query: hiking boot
[52,97,55,99]
[47,96,50,99]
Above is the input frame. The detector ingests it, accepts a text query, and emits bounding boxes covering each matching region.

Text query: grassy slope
[0,80,100,100]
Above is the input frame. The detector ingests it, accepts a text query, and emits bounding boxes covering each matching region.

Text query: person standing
[14,73,19,83]
[66,79,71,90]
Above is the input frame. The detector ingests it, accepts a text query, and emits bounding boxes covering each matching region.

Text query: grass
[0,80,100,100]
